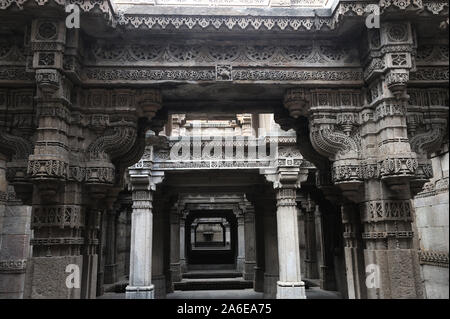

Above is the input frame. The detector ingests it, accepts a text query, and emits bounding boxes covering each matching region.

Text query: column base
[153,274,166,299]
[180,259,187,273]
[263,273,278,299]
[125,285,154,299]
[276,281,306,299]
[243,261,256,281]
[254,267,264,292]
[170,262,182,283]
[236,257,245,272]
[104,263,118,284]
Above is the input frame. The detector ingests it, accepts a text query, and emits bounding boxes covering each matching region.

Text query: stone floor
[98,288,342,299]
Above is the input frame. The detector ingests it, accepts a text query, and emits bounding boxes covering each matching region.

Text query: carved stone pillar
[247,189,266,293]
[126,185,155,299]
[300,195,319,279]
[314,203,337,291]
[235,210,245,273]
[126,148,164,299]
[169,205,182,283]
[275,188,306,299]
[81,206,101,299]
[341,202,366,299]
[152,207,166,299]
[254,210,265,293]
[104,200,120,285]
[263,207,278,299]
[243,203,256,281]
[179,213,187,273]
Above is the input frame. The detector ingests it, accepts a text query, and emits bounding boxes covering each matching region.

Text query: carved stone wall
[413,140,449,298]
[0,0,448,299]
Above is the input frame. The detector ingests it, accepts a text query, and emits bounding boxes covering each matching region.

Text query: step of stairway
[183,270,243,279]
[174,277,253,291]
[187,264,236,271]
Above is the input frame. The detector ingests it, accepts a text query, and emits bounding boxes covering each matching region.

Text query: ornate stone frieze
[114,1,448,31]
[82,67,363,84]
[416,176,449,197]
[360,200,413,223]
[409,67,449,82]
[0,67,34,82]
[362,230,414,239]
[87,41,358,67]
[30,237,85,246]
[27,159,69,179]
[331,157,432,183]
[418,250,449,268]
[1,0,448,34]
[416,44,449,66]
[32,205,85,228]
[0,259,27,273]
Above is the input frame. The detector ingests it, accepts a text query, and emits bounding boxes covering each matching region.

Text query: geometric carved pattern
[418,250,449,268]
[360,200,413,222]
[0,259,27,273]
[32,205,85,229]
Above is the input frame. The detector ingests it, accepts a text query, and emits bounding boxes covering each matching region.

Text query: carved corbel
[284,88,310,119]
[308,90,361,162]
[136,89,162,121]
[86,120,138,186]
[35,69,62,98]
[385,69,410,99]
[406,88,449,194]
[309,125,360,161]
[410,125,447,155]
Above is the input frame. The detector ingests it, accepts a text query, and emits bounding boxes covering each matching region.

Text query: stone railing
[132,133,315,172]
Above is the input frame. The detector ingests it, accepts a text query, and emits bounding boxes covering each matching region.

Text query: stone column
[243,205,256,281]
[315,203,337,291]
[296,205,307,279]
[126,185,155,299]
[253,211,265,293]
[275,188,306,299]
[152,208,166,299]
[179,214,187,273]
[225,222,231,245]
[236,214,245,272]
[81,206,101,299]
[191,224,196,247]
[170,206,182,283]
[341,203,366,299]
[360,182,424,299]
[263,209,278,299]
[104,201,120,285]
[96,208,107,297]
[301,196,319,279]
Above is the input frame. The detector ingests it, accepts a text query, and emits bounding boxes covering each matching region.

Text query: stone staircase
[174,266,253,291]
